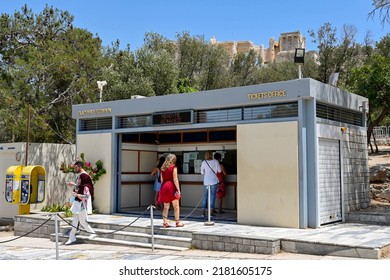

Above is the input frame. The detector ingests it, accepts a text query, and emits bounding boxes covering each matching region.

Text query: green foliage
[347,34,390,150]
[101,44,155,100]
[2,4,387,148]
[175,32,231,91]
[136,45,179,95]
[60,153,106,184]
[197,44,230,90]
[176,78,198,93]
[41,204,73,217]
[0,5,104,143]
[229,50,261,86]
[308,23,362,86]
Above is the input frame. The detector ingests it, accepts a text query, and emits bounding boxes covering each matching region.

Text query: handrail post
[204,185,214,226]
[149,205,155,251]
[54,213,59,260]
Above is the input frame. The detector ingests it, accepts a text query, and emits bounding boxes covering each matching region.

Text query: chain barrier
[0,190,213,246]
[0,214,54,244]
[152,193,204,222]
[57,207,150,237]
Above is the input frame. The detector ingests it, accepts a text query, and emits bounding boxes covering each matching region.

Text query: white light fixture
[97,81,107,102]
[328,73,339,86]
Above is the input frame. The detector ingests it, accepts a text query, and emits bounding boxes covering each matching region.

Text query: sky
[1,0,388,52]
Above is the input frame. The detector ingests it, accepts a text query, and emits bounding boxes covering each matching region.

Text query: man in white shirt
[200,151,221,217]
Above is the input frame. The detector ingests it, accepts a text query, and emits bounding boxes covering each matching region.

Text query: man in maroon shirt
[74,161,94,202]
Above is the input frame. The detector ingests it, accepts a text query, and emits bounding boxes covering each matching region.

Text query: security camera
[97,81,107,90]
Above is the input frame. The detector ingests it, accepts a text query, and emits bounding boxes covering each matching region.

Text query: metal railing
[372,126,390,141]
[0,189,213,260]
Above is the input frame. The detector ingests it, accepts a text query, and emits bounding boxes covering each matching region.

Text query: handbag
[70,200,82,214]
[174,191,181,200]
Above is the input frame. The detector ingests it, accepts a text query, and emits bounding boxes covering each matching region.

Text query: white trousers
[68,210,95,241]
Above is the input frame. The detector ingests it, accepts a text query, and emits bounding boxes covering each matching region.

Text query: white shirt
[201,159,221,186]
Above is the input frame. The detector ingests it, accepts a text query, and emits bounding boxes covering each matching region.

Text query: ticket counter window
[161,150,236,175]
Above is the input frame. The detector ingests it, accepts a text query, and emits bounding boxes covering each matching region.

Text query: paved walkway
[0,235,366,260]
[87,213,390,249]
[2,212,390,260]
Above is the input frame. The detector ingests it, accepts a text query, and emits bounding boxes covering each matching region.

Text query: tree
[369,0,390,26]
[136,44,179,96]
[309,23,361,86]
[229,49,261,87]
[0,5,103,143]
[197,44,230,91]
[100,42,155,100]
[176,32,210,86]
[348,34,390,152]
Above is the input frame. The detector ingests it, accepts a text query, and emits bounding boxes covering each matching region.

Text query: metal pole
[150,205,155,251]
[204,185,214,226]
[25,105,30,166]
[54,213,59,260]
[208,185,211,221]
[298,64,302,79]
[99,88,103,103]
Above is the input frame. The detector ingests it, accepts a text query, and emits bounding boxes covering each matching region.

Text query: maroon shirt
[79,172,94,201]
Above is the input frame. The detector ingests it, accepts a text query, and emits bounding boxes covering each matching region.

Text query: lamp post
[97,81,107,103]
[294,48,305,79]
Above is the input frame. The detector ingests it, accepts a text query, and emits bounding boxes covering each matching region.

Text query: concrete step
[53,226,192,249]
[346,212,390,226]
[88,223,193,238]
[281,239,387,259]
[51,233,188,251]
[58,218,193,238]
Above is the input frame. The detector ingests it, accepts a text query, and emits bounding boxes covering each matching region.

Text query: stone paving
[0,235,364,260]
[4,212,390,260]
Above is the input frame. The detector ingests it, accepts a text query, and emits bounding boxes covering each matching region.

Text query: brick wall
[342,128,370,213]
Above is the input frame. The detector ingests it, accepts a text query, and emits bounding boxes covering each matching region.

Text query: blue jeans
[202,184,218,209]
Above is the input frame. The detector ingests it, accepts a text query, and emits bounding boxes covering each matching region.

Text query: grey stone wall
[342,128,370,213]
[192,233,280,255]
[14,214,57,238]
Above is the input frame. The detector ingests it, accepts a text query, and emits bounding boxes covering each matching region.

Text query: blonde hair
[161,153,177,171]
[204,151,213,160]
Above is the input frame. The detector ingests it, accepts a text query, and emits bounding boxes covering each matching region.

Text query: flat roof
[72,78,367,119]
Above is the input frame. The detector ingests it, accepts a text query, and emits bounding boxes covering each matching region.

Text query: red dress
[216,164,226,199]
[157,165,177,203]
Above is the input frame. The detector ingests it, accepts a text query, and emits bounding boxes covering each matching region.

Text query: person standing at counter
[151,156,165,209]
[214,152,227,214]
[201,151,221,217]
[157,154,184,228]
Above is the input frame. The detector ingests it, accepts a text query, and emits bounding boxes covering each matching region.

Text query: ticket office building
[72,78,369,229]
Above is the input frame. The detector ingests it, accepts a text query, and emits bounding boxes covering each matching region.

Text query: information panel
[152,110,193,125]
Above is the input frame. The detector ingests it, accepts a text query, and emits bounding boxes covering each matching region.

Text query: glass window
[122,133,139,143]
[183,131,208,142]
[179,150,237,175]
[197,108,242,123]
[80,117,112,131]
[244,103,298,120]
[140,133,157,144]
[209,130,236,141]
[158,133,181,143]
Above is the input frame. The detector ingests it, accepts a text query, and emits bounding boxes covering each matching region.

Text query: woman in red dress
[157,154,184,228]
